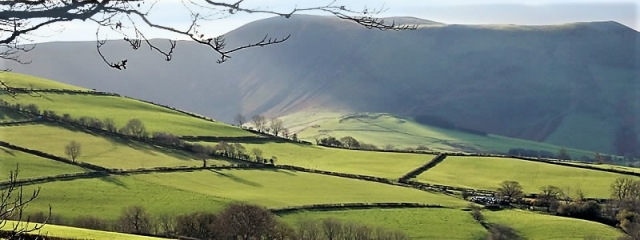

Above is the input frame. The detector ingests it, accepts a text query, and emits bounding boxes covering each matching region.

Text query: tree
[104,117,117,132]
[557,147,571,160]
[282,128,290,139]
[234,113,246,126]
[0,165,51,239]
[252,148,264,162]
[215,202,277,240]
[270,118,284,136]
[611,177,640,209]
[117,205,152,234]
[175,211,218,239]
[496,180,524,203]
[252,115,267,132]
[233,143,247,159]
[340,136,360,149]
[64,140,81,162]
[193,144,212,168]
[121,118,147,138]
[537,185,563,212]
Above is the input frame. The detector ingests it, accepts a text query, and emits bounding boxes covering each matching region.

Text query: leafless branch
[0,164,50,239]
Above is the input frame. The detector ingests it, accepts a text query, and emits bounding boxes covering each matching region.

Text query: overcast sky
[25,0,640,43]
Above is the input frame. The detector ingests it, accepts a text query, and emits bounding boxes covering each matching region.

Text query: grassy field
[0,72,87,90]
[22,169,467,220]
[0,146,88,181]
[0,124,233,169]
[278,208,487,239]
[416,156,636,198]
[193,141,434,179]
[293,113,597,159]
[1,221,165,240]
[132,169,469,208]
[0,92,253,137]
[483,210,625,239]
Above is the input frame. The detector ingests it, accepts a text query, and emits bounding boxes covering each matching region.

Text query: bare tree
[234,113,246,126]
[0,1,416,95]
[215,202,277,240]
[120,118,147,138]
[252,115,267,132]
[0,165,51,239]
[496,180,524,203]
[252,148,264,162]
[64,140,81,162]
[270,118,284,136]
[118,205,152,234]
[537,185,563,212]
[103,117,117,132]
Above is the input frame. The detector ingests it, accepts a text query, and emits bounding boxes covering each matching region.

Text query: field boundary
[271,202,448,214]
[399,153,447,181]
[0,140,110,172]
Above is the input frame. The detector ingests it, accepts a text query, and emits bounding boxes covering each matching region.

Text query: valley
[0,72,634,239]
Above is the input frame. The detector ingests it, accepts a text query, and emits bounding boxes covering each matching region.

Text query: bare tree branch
[0,0,417,89]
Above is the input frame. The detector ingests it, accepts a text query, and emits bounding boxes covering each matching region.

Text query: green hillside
[292,112,598,160]
[0,73,635,239]
[0,147,88,180]
[416,156,637,198]
[193,141,434,179]
[2,221,165,240]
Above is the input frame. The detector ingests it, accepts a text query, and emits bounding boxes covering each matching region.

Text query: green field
[1,221,165,240]
[0,72,87,90]
[0,124,233,169]
[293,112,597,159]
[22,169,467,220]
[0,147,88,181]
[132,169,468,208]
[416,156,635,198]
[483,210,625,239]
[194,141,434,179]
[279,208,487,239]
[0,92,253,137]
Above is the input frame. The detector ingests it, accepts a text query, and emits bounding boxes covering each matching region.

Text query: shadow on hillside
[0,147,16,156]
[98,176,129,189]
[209,170,263,187]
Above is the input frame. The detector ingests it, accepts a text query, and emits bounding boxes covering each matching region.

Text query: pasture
[483,210,625,239]
[0,146,88,181]
[278,208,487,239]
[0,92,254,137]
[416,156,634,198]
[131,169,469,208]
[0,72,87,90]
[1,221,165,240]
[293,113,595,159]
[22,169,468,220]
[194,141,434,179]
[0,123,233,169]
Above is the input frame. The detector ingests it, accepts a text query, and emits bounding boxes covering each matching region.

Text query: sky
[17,0,640,43]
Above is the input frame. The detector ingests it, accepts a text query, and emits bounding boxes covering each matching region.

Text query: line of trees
[18,203,409,240]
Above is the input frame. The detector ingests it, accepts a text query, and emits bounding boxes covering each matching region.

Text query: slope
[293,112,596,159]
[3,15,639,156]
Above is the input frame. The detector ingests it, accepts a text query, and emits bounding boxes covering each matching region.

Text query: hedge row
[271,202,446,214]
[0,171,107,189]
[399,153,447,181]
[0,140,109,172]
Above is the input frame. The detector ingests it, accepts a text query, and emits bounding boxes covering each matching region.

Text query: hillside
[0,73,633,239]
[3,15,639,156]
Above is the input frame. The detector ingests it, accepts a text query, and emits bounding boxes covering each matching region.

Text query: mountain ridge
[3,14,639,155]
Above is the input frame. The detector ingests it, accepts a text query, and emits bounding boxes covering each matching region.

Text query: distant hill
[3,14,639,155]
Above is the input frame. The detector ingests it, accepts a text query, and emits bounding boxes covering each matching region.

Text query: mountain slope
[3,15,639,155]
